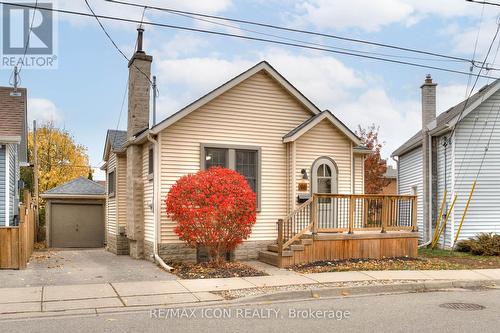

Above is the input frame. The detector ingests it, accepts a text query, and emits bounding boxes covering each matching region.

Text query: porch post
[277,219,283,255]
[348,195,354,234]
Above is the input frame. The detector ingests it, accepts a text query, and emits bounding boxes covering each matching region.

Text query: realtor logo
[1,1,58,69]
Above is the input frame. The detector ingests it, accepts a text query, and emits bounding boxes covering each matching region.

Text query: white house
[392,75,500,247]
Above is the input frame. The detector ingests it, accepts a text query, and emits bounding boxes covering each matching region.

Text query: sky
[1,0,499,180]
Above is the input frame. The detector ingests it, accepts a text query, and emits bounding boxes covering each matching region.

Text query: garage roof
[42,177,106,199]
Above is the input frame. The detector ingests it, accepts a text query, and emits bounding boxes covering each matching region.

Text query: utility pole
[33,120,40,235]
[152,75,157,126]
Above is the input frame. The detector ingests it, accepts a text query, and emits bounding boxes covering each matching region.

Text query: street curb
[231,279,499,303]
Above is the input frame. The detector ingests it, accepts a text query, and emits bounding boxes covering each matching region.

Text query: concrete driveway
[0,248,176,288]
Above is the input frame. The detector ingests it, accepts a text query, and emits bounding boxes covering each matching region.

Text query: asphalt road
[2,288,499,333]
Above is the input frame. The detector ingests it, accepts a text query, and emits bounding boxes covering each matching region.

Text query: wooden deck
[258,194,418,267]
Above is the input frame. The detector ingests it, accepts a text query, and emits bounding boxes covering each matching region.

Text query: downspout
[417,134,434,248]
[147,134,173,272]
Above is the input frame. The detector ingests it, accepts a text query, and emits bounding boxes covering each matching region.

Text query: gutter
[147,134,173,272]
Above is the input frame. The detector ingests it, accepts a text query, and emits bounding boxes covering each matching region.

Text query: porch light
[301,169,308,180]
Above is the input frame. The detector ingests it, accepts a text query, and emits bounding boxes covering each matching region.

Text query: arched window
[311,157,338,194]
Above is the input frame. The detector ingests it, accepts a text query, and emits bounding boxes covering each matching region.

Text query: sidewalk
[0,268,499,320]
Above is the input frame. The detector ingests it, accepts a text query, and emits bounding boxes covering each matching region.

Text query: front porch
[259,194,419,267]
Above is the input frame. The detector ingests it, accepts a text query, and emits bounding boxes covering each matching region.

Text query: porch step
[300,238,313,245]
[267,243,305,253]
[290,244,305,251]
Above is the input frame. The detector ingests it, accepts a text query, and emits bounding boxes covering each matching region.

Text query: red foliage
[165,167,257,263]
[357,124,390,194]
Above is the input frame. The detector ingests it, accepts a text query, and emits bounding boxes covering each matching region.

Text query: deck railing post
[381,197,388,233]
[311,195,317,235]
[412,196,418,232]
[348,195,354,234]
[277,219,283,255]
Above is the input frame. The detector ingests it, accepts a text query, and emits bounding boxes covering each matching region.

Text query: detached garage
[42,177,106,248]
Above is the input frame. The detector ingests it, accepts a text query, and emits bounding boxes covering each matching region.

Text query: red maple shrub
[166,167,257,263]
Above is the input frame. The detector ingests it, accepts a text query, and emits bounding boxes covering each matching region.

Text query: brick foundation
[157,240,274,263]
[144,240,154,262]
[106,232,130,255]
[233,240,274,260]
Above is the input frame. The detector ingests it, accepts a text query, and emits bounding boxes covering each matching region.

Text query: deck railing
[277,194,417,253]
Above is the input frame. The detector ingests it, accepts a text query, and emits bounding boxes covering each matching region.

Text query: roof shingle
[43,177,105,196]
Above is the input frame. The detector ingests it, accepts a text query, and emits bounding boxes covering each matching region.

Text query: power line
[466,0,500,7]
[8,0,38,88]
[448,22,500,144]
[17,0,38,74]
[106,0,474,64]
[466,1,485,97]
[1,1,498,80]
[160,4,465,64]
[83,0,152,85]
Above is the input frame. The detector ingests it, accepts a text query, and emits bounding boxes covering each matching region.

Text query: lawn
[291,248,500,274]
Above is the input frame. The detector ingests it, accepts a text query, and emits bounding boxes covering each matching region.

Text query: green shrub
[455,233,500,256]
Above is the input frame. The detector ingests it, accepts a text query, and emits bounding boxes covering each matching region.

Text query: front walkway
[0,249,176,288]
[1,268,499,319]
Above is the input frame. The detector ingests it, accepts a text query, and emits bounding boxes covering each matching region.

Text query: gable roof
[150,61,324,135]
[42,177,105,198]
[0,86,28,163]
[392,78,500,157]
[283,110,361,144]
[102,129,127,160]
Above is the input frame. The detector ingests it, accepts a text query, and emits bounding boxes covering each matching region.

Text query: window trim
[148,145,154,181]
[200,143,261,212]
[108,169,116,198]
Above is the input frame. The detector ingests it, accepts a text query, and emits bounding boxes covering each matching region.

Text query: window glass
[205,148,227,169]
[148,147,154,176]
[236,150,257,193]
[108,170,116,196]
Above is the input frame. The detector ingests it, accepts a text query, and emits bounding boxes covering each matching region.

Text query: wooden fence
[0,191,36,269]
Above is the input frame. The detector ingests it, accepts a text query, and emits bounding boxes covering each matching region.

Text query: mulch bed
[291,254,500,274]
[168,261,268,279]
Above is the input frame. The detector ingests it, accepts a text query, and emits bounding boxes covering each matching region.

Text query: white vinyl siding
[143,144,154,242]
[158,71,313,242]
[453,90,500,242]
[295,118,353,195]
[0,145,5,226]
[398,146,423,240]
[353,154,365,194]
[8,144,18,222]
[106,153,117,235]
[436,134,453,247]
[106,153,127,236]
[116,155,127,234]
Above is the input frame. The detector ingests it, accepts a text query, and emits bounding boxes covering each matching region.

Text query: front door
[312,158,338,229]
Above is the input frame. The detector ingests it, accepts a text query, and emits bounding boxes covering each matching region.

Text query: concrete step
[258,251,279,266]
[267,244,279,252]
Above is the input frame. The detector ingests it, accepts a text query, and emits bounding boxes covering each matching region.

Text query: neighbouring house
[0,86,28,227]
[41,177,106,248]
[377,165,397,195]
[101,29,378,263]
[393,75,500,247]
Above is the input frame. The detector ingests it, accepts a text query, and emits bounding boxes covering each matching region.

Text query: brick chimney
[127,25,152,138]
[126,26,152,259]
[421,74,437,130]
[421,74,437,241]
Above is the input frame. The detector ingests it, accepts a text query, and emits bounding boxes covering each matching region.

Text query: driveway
[0,248,176,288]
